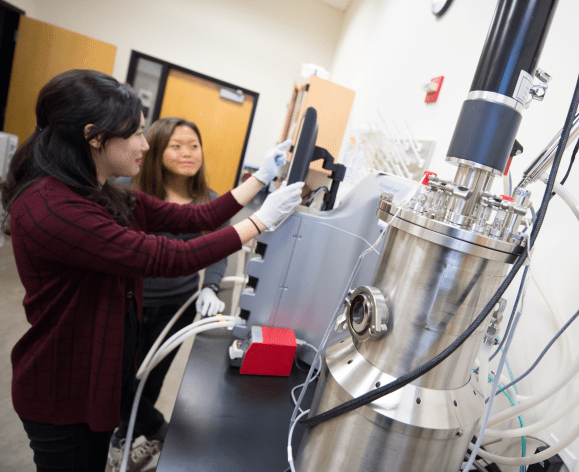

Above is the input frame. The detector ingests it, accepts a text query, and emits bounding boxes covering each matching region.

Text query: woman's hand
[252,139,292,185]
[252,181,305,229]
[230,139,293,206]
[195,287,225,317]
[232,181,304,244]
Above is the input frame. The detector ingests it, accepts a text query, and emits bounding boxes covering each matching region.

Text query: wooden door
[4,17,116,143]
[280,76,355,178]
[159,69,255,195]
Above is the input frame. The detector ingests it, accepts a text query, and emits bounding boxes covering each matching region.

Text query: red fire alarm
[425,76,444,103]
[239,326,297,376]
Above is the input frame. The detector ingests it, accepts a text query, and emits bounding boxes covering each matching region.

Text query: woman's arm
[230,176,265,206]
[139,190,243,235]
[11,183,244,279]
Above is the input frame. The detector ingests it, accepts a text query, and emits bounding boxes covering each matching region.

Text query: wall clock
[432,0,453,17]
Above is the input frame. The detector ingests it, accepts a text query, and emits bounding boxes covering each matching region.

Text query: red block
[240,326,297,377]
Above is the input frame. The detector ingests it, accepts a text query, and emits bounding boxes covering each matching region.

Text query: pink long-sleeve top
[9,176,242,431]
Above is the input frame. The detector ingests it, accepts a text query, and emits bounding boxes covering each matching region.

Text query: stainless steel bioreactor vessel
[295,1,558,470]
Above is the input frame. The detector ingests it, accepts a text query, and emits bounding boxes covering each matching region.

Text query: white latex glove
[253,181,305,229]
[195,287,225,317]
[252,139,292,185]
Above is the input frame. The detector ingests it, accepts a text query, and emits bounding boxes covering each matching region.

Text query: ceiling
[318,0,353,12]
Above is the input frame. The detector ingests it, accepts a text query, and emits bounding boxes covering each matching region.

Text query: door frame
[126,50,259,188]
[0,0,24,131]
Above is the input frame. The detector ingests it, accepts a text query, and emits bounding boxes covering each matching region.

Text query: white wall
[5,0,38,15]
[13,0,344,167]
[332,0,579,467]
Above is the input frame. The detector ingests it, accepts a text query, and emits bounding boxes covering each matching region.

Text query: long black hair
[134,117,210,204]
[1,69,142,235]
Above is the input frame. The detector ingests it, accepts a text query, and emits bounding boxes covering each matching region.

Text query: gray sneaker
[128,438,163,472]
[105,435,163,472]
[104,436,125,472]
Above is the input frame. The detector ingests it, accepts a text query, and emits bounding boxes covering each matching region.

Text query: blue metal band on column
[446,99,522,173]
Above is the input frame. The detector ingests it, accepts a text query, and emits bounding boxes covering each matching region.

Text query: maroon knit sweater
[10,176,242,431]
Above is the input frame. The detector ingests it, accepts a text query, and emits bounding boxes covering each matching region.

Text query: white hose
[483,387,579,439]
[491,373,519,405]
[145,316,235,373]
[121,318,235,472]
[540,173,579,220]
[536,173,579,363]
[488,348,579,428]
[530,270,574,365]
[475,421,579,466]
[135,291,200,379]
[135,273,247,379]
[288,409,310,472]
[465,266,531,472]
[220,275,248,285]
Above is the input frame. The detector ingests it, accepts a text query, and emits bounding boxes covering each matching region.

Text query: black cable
[559,133,578,186]
[495,307,579,396]
[294,355,311,372]
[300,71,579,429]
[302,186,329,207]
[549,136,577,200]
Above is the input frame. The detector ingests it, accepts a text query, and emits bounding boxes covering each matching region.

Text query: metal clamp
[484,298,506,346]
[344,286,389,342]
[527,68,551,106]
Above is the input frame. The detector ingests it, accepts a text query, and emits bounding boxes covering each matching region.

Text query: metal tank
[295,1,558,470]
[295,184,527,471]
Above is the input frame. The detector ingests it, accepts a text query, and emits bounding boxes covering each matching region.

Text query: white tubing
[530,270,574,366]
[540,174,579,220]
[288,409,310,472]
[492,373,519,405]
[145,316,235,373]
[484,388,579,439]
[488,350,579,427]
[135,275,245,379]
[465,267,530,472]
[135,290,200,379]
[473,359,518,403]
[121,319,235,472]
[220,275,247,285]
[475,421,579,466]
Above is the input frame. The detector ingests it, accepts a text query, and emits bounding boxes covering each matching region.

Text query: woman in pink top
[0,69,303,472]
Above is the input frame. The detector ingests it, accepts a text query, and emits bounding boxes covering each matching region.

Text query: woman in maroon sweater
[0,69,303,472]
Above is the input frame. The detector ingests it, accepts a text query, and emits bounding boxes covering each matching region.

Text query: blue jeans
[20,419,112,472]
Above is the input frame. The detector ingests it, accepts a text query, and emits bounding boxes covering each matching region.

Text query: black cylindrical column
[446,0,558,173]
[471,0,558,96]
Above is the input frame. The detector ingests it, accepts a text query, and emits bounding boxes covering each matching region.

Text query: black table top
[157,327,315,472]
